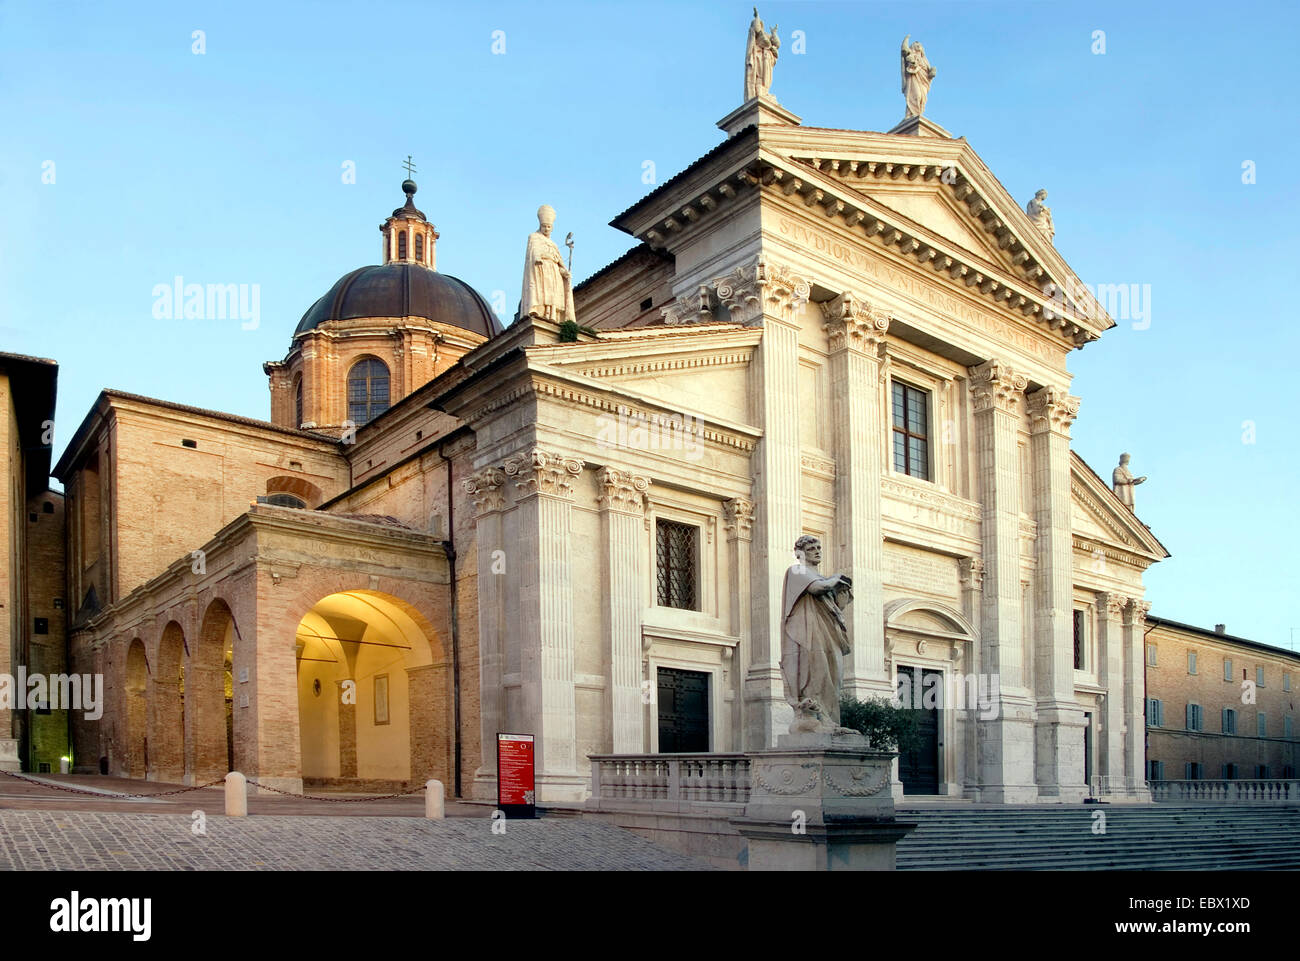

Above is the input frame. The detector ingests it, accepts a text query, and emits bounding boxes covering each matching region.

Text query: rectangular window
[1222,708,1236,734]
[1257,713,1267,737]
[1285,673,1292,692]
[1224,658,1233,681]
[1146,698,1163,727]
[1185,762,1202,781]
[1185,703,1202,731]
[1223,763,1237,780]
[655,519,699,611]
[1187,651,1197,674]
[1256,764,1269,779]
[1286,716,1294,740]
[1256,666,1265,687]
[1147,760,1164,781]
[33,618,48,635]
[890,381,930,480]
[1146,644,1157,667]
[1073,610,1085,670]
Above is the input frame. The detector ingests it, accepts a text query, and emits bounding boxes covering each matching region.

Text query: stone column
[1123,598,1152,797]
[958,557,984,795]
[503,447,585,801]
[596,467,650,754]
[968,359,1035,802]
[1095,591,1127,794]
[465,466,506,800]
[1027,386,1085,800]
[715,260,808,750]
[724,497,755,750]
[822,292,891,700]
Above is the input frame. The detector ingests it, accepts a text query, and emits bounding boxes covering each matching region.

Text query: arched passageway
[295,590,446,787]
[151,621,186,782]
[192,600,238,781]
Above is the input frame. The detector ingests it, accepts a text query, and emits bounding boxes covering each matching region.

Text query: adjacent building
[1145,617,1299,782]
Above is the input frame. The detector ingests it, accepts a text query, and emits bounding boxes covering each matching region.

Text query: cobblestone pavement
[0,809,713,870]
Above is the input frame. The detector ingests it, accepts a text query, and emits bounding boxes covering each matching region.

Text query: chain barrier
[242,777,428,802]
[1,769,430,804]
[0,769,226,799]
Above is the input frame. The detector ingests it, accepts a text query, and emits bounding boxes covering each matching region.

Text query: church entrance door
[896,666,941,794]
[657,668,709,753]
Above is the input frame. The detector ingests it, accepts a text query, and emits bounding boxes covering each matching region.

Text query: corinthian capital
[713,259,810,326]
[1026,386,1081,436]
[660,285,713,326]
[1096,591,1128,620]
[968,359,1029,414]
[502,446,584,499]
[820,291,890,353]
[1126,598,1152,627]
[463,466,507,516]
[596,466,650,514]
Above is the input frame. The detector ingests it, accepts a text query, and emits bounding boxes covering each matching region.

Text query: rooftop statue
[1026,188,1055,242]
[519,205,575,324]
[1112,452,1147,511]
[744,7,780,101]
[900,34,937,119]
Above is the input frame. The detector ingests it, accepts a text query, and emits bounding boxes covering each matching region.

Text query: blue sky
[2,0,1296,649]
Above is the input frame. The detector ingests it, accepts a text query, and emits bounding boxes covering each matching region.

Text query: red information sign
[497,733,536,816]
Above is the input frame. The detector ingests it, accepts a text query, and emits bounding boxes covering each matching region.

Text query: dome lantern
[381,164,439,269]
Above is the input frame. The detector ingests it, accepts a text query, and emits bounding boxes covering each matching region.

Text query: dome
[294,263,503,338]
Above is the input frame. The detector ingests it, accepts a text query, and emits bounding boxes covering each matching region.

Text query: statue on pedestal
[900,35,936,119]
[1026,189,1055,242]
[744,7,780,101]
[780,535,856,735]
[519,204,575,323]
[1112,452,1147,510]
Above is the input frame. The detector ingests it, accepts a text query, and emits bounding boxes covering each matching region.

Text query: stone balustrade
[588,754,751,807]
[1148,779,1300,804]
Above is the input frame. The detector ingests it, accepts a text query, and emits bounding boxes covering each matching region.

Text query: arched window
[415,233,424,263]
[397,231,407,260]
[293,375,303,427]
[347,357,390,426]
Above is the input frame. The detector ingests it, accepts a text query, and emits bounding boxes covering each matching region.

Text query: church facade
[40,49,1169,804]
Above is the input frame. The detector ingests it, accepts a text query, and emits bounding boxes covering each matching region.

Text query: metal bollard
[425,779,445,819]
[225,771,248,816]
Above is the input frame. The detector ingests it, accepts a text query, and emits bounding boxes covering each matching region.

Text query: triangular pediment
[1070,451,1168,560]
[837,178,1025,276]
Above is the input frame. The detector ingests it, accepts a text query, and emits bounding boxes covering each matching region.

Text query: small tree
[839,695,921,754]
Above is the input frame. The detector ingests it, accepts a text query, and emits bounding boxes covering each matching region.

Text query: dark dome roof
[295,264,503,338]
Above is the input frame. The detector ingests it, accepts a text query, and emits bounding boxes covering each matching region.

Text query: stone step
[895,806,1300,869]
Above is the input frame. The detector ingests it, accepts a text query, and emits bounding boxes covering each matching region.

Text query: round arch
[192,599,239,782]
[294,589,446,788]
[151,621,187,782]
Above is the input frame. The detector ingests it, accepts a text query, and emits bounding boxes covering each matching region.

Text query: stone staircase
[896,804,1300,870]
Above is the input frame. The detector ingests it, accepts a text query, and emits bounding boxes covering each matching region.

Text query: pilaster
[969,358,1035,802]
[1095,591,1127,793]
[502,447,585,801]
[466,466,507,799]
[724,497,754,750]
[822,292,891,700]
[1123,597,1152,797]
[596,467,650,754]
[1026,386,1085,799]
[715,260,809,749]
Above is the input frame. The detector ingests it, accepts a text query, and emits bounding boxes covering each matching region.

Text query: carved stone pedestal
[0,738,19,772]
[731,733,916,871]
